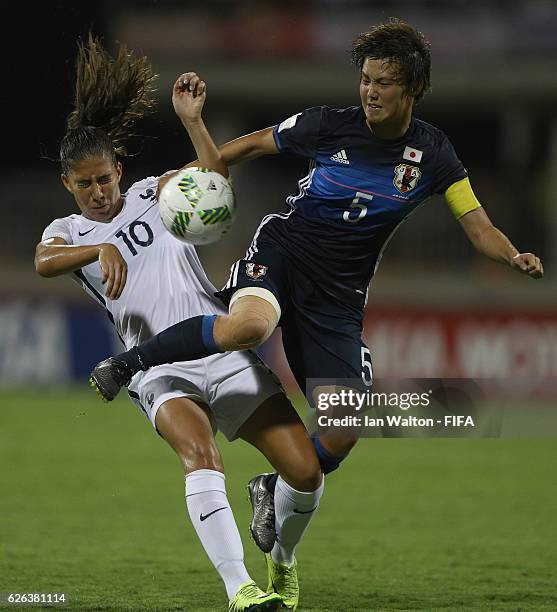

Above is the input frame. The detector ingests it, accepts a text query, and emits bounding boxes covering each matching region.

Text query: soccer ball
[158,168,236,245]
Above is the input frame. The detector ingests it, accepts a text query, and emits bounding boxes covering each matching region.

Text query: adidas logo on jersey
[207,180,217,190]
[330,150,350,164]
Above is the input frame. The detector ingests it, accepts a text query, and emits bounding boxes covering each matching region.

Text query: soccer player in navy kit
[93,18,543,556]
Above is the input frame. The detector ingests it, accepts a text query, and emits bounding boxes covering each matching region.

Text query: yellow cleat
[266,554,298,611]
[228,581,282,612]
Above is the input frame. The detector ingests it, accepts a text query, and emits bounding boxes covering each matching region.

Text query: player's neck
[366,116,412,140]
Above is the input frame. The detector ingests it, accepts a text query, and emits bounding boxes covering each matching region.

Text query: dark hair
[351,19,431,103]
[60,33,157,175]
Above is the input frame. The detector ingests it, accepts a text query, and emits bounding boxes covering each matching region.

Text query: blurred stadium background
[2,1,556,610]
[2,0,557,393]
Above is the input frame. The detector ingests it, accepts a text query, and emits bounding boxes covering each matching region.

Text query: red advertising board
[260,307,557,396]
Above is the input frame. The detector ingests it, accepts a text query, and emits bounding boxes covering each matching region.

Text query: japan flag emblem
[403,146,423,163]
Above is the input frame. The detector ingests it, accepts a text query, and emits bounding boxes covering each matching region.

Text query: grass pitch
[1,389,556,611]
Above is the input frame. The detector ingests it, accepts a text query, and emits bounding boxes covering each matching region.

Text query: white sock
[185,469,251,599]
[271,475,324,567]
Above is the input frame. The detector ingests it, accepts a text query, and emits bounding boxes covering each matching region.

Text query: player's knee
[293,469,323,493]
[175,438,223,473]
[284,456,323,492]
[218,314,271,350]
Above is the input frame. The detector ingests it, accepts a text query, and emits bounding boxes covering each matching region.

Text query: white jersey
[42,176,227,349]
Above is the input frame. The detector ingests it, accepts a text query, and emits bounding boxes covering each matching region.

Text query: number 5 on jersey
[343,192,373,223]
[361,347,373,386]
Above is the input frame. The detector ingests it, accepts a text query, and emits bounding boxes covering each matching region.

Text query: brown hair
[60,33,157,174]
[351,19,431,103]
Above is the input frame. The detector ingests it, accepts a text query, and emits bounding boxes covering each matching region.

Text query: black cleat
[247,473,277,553]
[89,357,134,402]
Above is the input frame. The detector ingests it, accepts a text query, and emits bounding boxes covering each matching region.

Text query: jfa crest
[393,164,422,194]
[245,262,268,280]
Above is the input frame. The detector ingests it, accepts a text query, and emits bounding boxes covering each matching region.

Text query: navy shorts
[215,239,373,402]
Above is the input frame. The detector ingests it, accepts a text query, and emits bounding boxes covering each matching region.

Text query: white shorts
[127,349,284,441]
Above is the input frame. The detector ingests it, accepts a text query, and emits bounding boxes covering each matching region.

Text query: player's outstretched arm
[458,208,543,279]
[218,127,279,165]
[172,72,228,178]
[179,127,278,176]
[35,237,128,299]
[175,127,279,181]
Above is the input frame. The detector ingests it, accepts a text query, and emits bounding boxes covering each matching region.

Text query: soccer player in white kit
[34,35,322,612]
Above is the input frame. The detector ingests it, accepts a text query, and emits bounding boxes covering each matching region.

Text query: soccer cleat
[89,357,134,402]
[247,473,276,553]
[266,554,299,611]
[228,581,282,612]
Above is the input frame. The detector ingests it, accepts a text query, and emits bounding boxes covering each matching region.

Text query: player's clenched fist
[98,243,127,299]
[512,253,544,279]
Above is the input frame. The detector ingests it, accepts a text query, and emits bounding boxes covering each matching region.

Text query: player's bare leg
[155,397,281,609]
[238,393,322,492]
[238,394,323,611]
[155,397,223,474]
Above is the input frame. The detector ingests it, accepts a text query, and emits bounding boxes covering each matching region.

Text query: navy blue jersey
[261,105,467,306]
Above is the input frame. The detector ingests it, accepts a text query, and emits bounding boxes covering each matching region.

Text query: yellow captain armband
[444,177,482,219]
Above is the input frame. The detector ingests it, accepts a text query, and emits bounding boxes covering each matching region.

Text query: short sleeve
[432,131,468,195]
[273,106,323,158]
[42,217,73,244]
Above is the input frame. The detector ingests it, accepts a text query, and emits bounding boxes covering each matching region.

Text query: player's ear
[60,174,73,193]
[115,161,123,182]
[404,84,418,104]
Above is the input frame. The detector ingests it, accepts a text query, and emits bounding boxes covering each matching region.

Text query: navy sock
[115,315,222,374]
[311,434,349,474]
